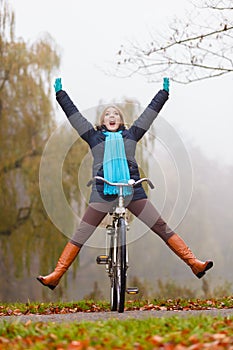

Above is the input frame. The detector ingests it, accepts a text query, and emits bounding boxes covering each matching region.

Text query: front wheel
[116,217,127,313]
[109,240,117,311]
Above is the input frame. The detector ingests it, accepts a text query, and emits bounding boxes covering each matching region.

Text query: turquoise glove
[163,77,169,93]
[54,78,62,93]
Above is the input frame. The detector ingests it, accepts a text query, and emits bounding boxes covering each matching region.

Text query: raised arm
[54,78,95,142]
[129,78,169,141]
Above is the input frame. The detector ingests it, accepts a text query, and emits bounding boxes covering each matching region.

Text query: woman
[37,78,213,290]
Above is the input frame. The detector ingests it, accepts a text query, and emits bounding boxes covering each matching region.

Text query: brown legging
[70,199,175,247]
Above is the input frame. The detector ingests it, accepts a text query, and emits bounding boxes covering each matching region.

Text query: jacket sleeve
[56,90,95,142]
[129,89,169,141]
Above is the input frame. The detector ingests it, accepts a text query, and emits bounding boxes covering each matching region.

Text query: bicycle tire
[109,237,117,311]
[116,217,127,313]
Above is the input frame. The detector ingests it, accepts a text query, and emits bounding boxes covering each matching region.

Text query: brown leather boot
[37,242,80,290]
[167,234,213,279]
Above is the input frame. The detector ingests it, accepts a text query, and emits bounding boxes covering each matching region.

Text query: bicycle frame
[87,176,154,312]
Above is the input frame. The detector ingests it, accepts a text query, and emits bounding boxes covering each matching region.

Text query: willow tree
[0,0,65,300]
[0,0,60,228]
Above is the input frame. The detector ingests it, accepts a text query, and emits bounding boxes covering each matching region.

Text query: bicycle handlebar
[87,176,155,189]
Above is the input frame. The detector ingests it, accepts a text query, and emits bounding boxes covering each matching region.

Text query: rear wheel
[116,217,127,313]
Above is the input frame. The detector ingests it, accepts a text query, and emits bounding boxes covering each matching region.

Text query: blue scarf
[103,131,132,196]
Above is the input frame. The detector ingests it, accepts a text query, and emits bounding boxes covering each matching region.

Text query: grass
[0,297,233,348]
[0,315,233,349]
[0,296,233,315]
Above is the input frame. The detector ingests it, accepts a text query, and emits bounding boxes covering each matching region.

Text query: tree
[113,0,233,83]
[0,1,91,301]
[0,0,62,300]
[0,0,61,234]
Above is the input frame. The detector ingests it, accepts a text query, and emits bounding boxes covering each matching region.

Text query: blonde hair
[98,105,125,127]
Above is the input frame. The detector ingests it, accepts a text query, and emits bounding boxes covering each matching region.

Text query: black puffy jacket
[56,89,169,203]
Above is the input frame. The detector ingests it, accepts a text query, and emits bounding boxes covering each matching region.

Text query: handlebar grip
[147,180,155,189]
[87,179,94,187]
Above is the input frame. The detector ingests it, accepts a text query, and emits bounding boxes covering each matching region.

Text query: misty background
[0,0,232,302]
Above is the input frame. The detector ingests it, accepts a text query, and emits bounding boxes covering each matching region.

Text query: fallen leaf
[211,333,227,340]
[0,336,10,344]
[147,335,164,345]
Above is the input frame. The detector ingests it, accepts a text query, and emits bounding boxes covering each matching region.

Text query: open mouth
[109,121,116,126]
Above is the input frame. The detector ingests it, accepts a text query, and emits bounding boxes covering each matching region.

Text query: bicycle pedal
[126,287,139,295]
[96,255,109,264]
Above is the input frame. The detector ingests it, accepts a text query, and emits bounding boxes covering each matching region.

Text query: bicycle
[87,176,154,313]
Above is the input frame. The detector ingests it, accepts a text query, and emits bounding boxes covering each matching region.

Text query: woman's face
[103,107,122,132]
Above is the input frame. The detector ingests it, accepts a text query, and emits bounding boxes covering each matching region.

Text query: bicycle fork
[96,220,138,296]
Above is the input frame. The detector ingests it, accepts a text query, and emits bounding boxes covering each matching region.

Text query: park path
[1,308,232,324]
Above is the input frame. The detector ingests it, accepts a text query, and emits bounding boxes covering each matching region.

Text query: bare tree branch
[142,25,233,56]
[111,0,233,84]
[197,0,233,10]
